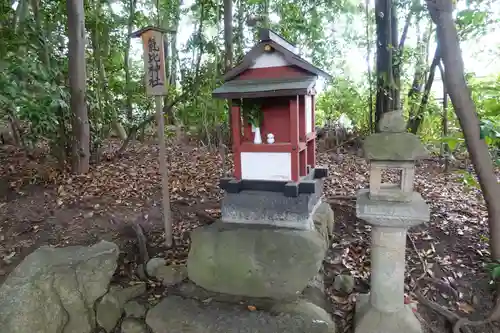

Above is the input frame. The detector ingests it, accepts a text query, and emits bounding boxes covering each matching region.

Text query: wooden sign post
[131,26,173,247]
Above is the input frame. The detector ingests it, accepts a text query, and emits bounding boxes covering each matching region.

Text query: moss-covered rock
[271,299,336,332]
[312,201,335,241]
[187,223,327,299]
[363,132,428,161]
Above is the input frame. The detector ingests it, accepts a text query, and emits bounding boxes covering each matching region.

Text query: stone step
[146,296,333,333]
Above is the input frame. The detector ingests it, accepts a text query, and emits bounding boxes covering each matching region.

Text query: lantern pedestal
[355,294,421,333]
[354,189,429,333]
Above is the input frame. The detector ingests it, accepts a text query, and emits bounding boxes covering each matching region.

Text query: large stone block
[221,186,323,230]
[187,223,327,299]
[0,241,119,333]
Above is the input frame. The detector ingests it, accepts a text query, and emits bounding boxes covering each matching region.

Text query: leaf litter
[0,140,499,333]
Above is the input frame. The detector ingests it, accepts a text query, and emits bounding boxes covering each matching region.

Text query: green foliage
[316,77,369,130]
[486,260,500,280]
[1,0,500,171]
[241,99,262,127]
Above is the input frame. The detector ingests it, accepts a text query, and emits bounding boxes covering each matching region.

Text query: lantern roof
[212,76,316,99]
[222,28,332,82]
[363,111,428,161]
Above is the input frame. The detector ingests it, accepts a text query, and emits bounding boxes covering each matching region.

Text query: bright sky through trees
[120,0,500,97]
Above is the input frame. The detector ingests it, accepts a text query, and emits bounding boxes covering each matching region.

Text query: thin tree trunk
[407,46,440,134]
[14,0,29,31]
[235,0,245,62]
[67,0,90,174]
[375,0,395,127]
[224,0,233,147]
[426,0,500,259]
[390,0,400,110]
[124,0,137,124]
[365,0,374,132]
[438,61,450,172]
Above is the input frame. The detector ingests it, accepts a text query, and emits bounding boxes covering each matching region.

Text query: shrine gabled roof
[223,28,332,82]
[212,76,317,99]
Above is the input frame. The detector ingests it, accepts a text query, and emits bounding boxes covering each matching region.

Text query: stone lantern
[355,110,430,333]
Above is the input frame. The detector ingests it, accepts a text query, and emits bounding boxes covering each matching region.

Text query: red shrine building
[213,28,330,199]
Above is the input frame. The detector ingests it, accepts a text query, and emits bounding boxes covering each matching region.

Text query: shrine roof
[223,28,332,82]
[212,76,316,99]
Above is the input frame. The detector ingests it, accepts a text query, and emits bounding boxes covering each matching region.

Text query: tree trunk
[171,0,180,88]
[426,0,500,259]
[407,46,440,134]
[375,0,398,128]
[234,0,245,62]
[169,30,178,87]
[390,0,400,110]
[223,0,233,147]
[67,0,90,174]
[438,61,450,172]
[124,0,137,124]
[365,0,374,132]
[405,20,432,133]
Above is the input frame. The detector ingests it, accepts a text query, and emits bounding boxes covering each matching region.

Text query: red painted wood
[306,139,316,169]
[231,105,242,179]
[235,66,310,80]
[262,98,290,143]
[299,150,307,176]
[298,96,306,141]
[306,95,316,167]
[243,123,253,142]
[241,97,291,144]
[289,96,299,182]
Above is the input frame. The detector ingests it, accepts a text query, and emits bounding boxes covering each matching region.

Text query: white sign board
[241,152,292,181]
[139,29,167,96]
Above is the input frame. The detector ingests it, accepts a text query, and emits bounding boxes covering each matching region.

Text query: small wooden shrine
[213,28,331,197]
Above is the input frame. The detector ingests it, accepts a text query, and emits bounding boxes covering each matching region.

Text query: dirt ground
[0,139,499,333]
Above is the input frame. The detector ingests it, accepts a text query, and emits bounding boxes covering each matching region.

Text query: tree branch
[116,94,185,156]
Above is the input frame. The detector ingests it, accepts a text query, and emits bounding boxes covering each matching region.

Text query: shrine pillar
[231,103,242,179]
[289,96,299,182]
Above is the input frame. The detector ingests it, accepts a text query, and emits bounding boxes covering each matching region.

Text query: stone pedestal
[219,168,327,230]
[354,189,430,333]
[221,189,322,230]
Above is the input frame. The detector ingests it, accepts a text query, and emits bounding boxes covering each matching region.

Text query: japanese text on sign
[139,29,166,96]
[147,36,162,88]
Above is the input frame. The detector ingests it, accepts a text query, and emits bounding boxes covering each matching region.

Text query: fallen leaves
[457,301,475,314]
[320,149,498,332]
[0,139,499,333]
[247,305,257,311]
